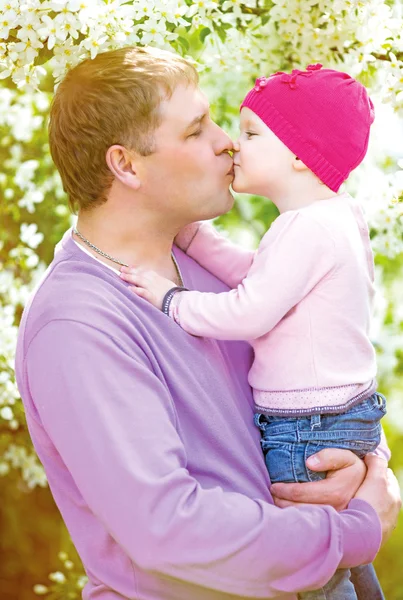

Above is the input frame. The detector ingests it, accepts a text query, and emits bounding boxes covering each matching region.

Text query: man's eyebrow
[185,111,208,131]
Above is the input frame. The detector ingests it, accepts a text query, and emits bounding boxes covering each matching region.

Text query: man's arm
[26,320,382,598]
[175,221,256,288]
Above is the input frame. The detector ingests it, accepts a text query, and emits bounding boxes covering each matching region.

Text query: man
[15,46,400,600]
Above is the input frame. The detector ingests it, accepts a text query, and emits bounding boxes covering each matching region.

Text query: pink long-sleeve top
[173,193,378,416]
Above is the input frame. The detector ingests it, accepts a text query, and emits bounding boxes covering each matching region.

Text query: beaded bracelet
[161,286,188,316]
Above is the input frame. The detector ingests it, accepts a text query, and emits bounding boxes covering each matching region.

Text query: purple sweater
[15,229,381,600]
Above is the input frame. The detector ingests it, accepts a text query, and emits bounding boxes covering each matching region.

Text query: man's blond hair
[49,46,199,213]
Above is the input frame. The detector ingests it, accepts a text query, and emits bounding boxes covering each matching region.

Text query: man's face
[140,84,235,226]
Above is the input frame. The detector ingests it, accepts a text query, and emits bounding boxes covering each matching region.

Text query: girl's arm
[121,212,336,341]
[175,221,256,288]
[170,213,336,340]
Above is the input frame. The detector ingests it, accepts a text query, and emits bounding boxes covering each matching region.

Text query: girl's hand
[119,266,176,310]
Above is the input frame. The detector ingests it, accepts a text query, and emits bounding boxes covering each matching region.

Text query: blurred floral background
[0,0,403,598]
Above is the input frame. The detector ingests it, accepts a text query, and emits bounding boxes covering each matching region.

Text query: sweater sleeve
[374,428,391,461]
[174,212,337,340]
[25,320,381,598]
[176,221,256,289]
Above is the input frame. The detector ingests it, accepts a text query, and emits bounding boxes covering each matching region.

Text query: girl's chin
[231,176,246,194]
[232,174,266,197]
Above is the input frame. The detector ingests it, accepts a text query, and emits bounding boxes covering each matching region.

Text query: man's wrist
[338,498,382,569]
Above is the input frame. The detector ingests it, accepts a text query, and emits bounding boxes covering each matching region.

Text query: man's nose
[212,121,234,154]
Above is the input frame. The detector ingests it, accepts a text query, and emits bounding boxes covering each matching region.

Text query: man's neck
[74,210,183,286]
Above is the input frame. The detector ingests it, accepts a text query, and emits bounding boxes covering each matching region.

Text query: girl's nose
[233,140,240,152]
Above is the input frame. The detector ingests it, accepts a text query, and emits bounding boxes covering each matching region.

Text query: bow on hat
[254,64,323,92]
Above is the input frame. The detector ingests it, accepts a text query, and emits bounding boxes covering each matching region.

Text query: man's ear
[292,156,309,172]
[106,145,141,190]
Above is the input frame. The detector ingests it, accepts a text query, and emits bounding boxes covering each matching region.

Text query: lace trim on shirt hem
[254,380,377,417]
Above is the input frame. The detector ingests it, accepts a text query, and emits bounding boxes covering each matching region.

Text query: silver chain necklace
[73,227,184,286]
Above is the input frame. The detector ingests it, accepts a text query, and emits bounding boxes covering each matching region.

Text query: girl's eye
[245,131,256,138]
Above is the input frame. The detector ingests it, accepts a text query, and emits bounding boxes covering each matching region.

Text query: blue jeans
[255,392,387,600]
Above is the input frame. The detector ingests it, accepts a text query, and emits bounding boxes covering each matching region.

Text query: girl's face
[232,107,295,198]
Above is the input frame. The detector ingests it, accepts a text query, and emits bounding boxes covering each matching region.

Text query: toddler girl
[120,64,386,599]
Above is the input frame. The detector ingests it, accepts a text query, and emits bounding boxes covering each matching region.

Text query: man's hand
[354,454,401,546]
[119,266,175,310]
[270,448,367,511]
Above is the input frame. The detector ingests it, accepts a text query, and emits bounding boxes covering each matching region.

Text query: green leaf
[177,36,190,52]
[199,27,211,43]
[214,25,227,44]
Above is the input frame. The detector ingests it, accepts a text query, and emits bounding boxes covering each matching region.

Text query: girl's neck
[273,184,339,214]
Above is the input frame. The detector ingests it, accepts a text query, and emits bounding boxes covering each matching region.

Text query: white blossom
[49,571,66,583]
[20,223,44,249]
[14,160,39,190]
[3,444,48,488]
[0,8,17,39]
[33,584,49,595]
[141,18,168,46]
[0,461,10,476]
[0,406,13,420]
[81,33,108,59]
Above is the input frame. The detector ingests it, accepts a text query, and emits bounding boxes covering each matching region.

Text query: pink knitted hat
[240,64,375,192]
